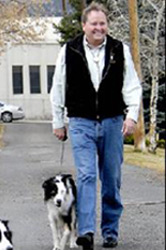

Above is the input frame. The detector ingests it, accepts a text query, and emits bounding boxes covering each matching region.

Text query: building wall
[0,41,61,120]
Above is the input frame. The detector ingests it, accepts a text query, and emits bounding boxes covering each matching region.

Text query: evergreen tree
[54,0,82,45]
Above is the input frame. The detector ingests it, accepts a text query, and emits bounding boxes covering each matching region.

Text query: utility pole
[128,0,146,151]
[81,0,86,9]
[62,0,67,15]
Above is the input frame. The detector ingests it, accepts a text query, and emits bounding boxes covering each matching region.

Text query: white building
[0,17,61,120]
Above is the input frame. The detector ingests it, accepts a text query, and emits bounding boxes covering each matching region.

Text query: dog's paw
[53,247,60,250]
[70,241,78,248]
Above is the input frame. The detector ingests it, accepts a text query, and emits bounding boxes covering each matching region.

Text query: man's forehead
[86,10,107,21]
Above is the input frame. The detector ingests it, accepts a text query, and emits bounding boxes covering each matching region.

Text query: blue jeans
[69,117,124,240]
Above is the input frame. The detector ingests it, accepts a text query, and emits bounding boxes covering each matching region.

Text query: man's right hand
[53,127,67,141]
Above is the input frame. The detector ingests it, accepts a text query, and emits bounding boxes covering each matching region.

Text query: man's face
[82,10,108,46]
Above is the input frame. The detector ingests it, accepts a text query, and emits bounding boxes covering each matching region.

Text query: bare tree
[107,0,130,42]
[107,0,146,151]
[128,0,146,151]
[0,0,50,55]
[139,0,165,153]
[106,0,165,153]
[62,0,67,15]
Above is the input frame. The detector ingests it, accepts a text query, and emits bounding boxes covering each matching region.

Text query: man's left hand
[122,118,136,137]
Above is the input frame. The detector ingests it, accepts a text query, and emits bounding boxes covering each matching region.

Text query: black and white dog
[42,174,77,250]
[0,220,13,250]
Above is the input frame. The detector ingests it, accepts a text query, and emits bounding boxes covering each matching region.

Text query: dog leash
[60,134,68,167]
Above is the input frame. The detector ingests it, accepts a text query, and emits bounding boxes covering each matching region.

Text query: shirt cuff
[52,119,65,130]
[126,106,140,123]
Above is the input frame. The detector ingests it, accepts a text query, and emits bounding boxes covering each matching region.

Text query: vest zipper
[70,47,97,91]
[96,92,100,120]
[70,47,112,120]
[70,47,91,79]
[70,47,113,89]
[102,50,115,82]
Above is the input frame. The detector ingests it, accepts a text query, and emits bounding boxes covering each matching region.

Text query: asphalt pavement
[0,122,165,250]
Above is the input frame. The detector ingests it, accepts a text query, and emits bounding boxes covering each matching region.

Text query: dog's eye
[51,190,56,195]
[4,231,12,240]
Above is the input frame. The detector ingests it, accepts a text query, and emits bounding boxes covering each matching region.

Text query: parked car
[0,101,25,123]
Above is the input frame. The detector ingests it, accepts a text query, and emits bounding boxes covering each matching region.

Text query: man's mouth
[93,32,104,36]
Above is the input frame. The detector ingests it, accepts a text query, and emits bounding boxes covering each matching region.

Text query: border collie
[0,220,13,250]
[42,174,77,250]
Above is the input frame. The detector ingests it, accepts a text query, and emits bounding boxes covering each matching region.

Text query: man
[50,2,142,249]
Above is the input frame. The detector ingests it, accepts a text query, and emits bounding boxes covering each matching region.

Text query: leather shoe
[103,237,118,248]
[76,233,94,250]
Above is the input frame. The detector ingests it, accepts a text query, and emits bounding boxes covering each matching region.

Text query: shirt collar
[83,35,107,50]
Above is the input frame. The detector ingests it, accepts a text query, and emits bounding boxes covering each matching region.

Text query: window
[29,66,41,94]
[12,66,23,94]
[47,65,55,93]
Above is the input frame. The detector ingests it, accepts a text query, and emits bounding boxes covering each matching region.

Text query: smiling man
[82,7,108,46]
[50,2,142,249]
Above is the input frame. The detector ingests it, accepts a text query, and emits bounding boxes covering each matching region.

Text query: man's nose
[95,24,103,30]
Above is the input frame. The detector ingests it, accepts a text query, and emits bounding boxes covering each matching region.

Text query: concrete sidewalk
[0,122,165,250]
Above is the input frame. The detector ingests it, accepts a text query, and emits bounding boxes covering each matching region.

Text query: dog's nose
[56,199,62,207]
[7,247,13,250]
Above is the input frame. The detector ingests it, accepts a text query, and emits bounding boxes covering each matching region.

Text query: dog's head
[0,220,13,250]
[42,174,76,207]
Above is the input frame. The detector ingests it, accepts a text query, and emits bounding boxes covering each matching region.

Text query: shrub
[124,134,134,145]
[145,138,150,147]
[157,139,165,149]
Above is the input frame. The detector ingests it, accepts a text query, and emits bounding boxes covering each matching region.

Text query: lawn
[124,144,165,173]
[0,123,165,173]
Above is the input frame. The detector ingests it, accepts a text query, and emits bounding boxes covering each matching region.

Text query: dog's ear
[42,179,52,189]
[61,174,72,190]
[61,174,72,180]
[42,177,55,189]
[1,220,12,238]
[2,220,9,227]
[42,180,48,189]
[69,178,77,200]
[61,174,72,185]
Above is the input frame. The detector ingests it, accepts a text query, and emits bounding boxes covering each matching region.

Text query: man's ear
[82,22,86,32]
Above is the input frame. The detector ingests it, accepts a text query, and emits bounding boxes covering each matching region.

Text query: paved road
[0,122,165,250]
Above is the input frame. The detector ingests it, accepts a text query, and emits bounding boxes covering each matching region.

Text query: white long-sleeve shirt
[50,37,142,129]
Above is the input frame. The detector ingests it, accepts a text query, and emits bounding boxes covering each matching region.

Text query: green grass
[124,144,165,173]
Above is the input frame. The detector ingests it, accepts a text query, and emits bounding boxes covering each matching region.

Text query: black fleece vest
[65,34,126,120]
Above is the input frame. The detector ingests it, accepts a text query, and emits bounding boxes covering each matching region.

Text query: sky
[41,0,71,16]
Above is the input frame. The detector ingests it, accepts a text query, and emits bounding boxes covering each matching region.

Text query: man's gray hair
[81,1,108,23]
